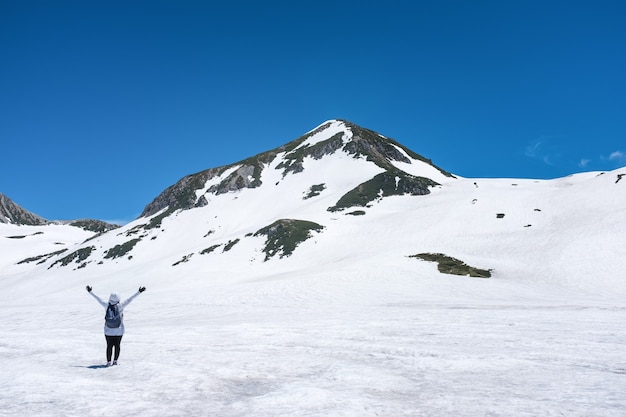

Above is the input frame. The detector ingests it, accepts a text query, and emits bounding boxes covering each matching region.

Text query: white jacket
[89,291,141,336]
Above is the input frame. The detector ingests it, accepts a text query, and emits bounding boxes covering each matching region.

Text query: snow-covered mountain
[0,192,120,232]
[0,193,120,272]
[2,120,626,416]
[1,119,625,299]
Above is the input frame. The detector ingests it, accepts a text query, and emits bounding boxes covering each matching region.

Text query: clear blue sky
[1,1,625,224]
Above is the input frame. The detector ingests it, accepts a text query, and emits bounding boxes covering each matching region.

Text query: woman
[86,285,146,366]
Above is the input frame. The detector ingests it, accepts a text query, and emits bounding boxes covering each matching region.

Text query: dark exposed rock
[195,195,208,208]
[341,120,454,178]
[0,193,48,225]
[140,167,221,217]
[69,219,119,233]
[209,164,261,195]
[277,132,345,177]
[343,130,411,167]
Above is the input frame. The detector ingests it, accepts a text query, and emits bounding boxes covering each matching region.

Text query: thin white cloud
[599,150,626,166]
[524,138,544,158]
[524,136,562,166]
[608,150,625,161]
[524,136,615,172]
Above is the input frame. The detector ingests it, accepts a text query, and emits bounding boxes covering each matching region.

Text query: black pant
[105,335,123,362]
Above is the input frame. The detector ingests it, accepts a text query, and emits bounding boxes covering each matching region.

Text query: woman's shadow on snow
[73,364,111,369]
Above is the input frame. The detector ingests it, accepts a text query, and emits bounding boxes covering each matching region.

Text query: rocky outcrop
[140,168,222,217]
[341,121,453,177]
[0,193,48,225]
[68,219,120,233]
[208,164,262,195]
[277,132,346,176]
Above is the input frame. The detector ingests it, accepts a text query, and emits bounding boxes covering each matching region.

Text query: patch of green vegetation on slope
[303,184,327,200]
[200,244,222,254]
[409,253,491,278]
[142,208,177,230]
[104,239,141,260]
[49,246,95,268]
[19,249,68,265]
[328,171,438,212]
[223,239,240,252]
[254,219,324,261]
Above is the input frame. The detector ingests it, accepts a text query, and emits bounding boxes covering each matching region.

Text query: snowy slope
[1,120,625,416]
[0,223,94,275]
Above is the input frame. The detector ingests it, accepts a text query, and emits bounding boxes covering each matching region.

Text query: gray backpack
[105,303,121,328]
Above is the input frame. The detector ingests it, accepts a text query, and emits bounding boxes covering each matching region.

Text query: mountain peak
[0,193,48,226]
[140,120,453,218]
[278,119,453,181]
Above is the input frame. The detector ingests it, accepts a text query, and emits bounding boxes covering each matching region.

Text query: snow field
[1,153,625,416]
[1,297,625,417]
